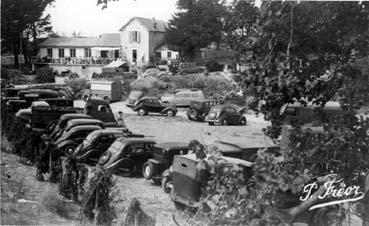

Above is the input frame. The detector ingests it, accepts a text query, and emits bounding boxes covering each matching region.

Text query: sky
[45,0,178,37]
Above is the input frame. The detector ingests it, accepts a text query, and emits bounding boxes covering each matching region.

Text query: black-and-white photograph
[1,0,369,225]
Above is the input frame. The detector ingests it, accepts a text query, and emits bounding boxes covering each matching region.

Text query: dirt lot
[1,101,273,225]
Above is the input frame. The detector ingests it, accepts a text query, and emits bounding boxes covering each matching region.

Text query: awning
[91,47,121,51]
[103,60,127,68]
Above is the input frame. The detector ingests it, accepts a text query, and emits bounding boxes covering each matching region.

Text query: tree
[1,0,54,67]
[198,1,369,225]
[165,0,227,60]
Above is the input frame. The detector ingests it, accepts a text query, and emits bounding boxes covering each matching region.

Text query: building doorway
[132,49,137,63]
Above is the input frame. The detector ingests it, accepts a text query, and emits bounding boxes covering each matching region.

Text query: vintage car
[48,114,93,139]
[53,118,104,141]
[170,153,253,210]
[99,138,156,176]
[126,90,145,108]
[205,105,247,126]
[161,90,205,108]
[84,97,117,127]
[54,125,102,155]
[142,142,189,184]
[133,97,177,116]
[74,129,144,164]
[187,99,220,121]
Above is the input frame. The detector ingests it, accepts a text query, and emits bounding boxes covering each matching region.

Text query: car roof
[155,142,188,149]
[191,99,217,103]
[69,125,102,132]
[67,118,103,126]
[60,113,92,120]
[86,97,110,105]
[116,137,156,145]
[90,129,125,136]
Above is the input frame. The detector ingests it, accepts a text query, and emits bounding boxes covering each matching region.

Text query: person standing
[116,111,126,127]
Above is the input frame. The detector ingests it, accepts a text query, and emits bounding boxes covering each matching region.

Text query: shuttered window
[47,48,52,58]
[129,31,140,43]
[70,49,76,57]
[58,48,64,58]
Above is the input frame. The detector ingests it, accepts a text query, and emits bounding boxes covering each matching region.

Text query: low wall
[48,64,104,79]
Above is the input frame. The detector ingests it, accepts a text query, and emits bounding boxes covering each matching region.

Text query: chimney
[153,17,157,30]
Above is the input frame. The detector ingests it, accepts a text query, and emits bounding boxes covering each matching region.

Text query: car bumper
[205,119,220,123]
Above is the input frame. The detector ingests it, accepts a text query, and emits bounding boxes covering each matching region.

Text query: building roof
[119,17,167,32]
[39,33,121,48]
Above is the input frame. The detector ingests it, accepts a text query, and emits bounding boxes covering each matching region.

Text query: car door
[226,107,239,124]
[151,99,164,113]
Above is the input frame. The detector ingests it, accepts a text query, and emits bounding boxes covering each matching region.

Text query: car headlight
[98,152,111,165]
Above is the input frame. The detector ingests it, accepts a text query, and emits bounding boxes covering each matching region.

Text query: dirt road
[1,101,273,225]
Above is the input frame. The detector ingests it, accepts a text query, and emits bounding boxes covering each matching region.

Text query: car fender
[57,140,77,150]
[105,157,133,171]
[161,107,177,114]
[133,104,145,112]
[148,158,163,165]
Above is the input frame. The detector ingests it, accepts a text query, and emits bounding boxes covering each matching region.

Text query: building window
[47,48,52,58]
[167,51,172,58]
[155,52,161,59]
[58,48,64,58]
[101,51,108,58]
[129,31,140,43]
[84,48,91,57]
[70,49,76,57]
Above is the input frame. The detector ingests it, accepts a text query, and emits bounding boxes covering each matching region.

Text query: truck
[83,80,123,103]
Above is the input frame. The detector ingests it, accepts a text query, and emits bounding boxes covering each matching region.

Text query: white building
[119,17,178,65]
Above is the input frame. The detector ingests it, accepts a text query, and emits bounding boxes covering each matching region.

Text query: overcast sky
[45,0,178,37]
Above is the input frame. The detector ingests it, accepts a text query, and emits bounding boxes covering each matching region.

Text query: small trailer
[84,80,123,103]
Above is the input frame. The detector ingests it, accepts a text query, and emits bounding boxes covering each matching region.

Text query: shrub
[35,67,55,83]
[42,192,69,218]
[65,78,89,99]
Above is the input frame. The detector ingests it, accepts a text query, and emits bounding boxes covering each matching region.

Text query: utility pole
[19,34,22,71]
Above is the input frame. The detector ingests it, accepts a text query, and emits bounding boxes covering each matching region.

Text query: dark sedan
[133,97,177,116]
[205,105,247,126]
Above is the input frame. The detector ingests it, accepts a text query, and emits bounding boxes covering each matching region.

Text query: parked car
[133,97,177,116]
[74,129,144,164]
[48,113,93,139]
[54,118,104,141]
[187,99,220,121]
[142,68,166,78]
[99,138,156,176]
[170,154,252,210]
[161,90,205,107]
[178,63,207,75]
[205,105,247,126]
[142,142,188,184]
[84,97,118,127]
[126,90,145,108]
[41,98,74,108]
[54,125,102,156]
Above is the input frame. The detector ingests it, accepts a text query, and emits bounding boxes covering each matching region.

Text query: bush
[35,67,55,83]
[42,192,69,218]
[65,78,89,99]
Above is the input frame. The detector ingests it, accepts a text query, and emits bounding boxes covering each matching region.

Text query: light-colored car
[142,68,167,78]
[161,90,205,107]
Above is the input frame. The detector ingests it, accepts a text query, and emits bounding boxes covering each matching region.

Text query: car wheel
[162,176,171,193]
[240,117,247,125]
[208,122,214,126]
[118,159,136,177]
[138,108,147,116]
[221,119,228,126]
[142,162,155,179]
[104,96,110,103]
[166,110,175,117]
[188,109,197,120]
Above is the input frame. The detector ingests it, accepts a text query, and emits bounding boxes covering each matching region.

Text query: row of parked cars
[126,89,248,126]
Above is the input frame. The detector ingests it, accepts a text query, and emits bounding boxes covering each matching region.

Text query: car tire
[143,162,155,179]
[138,108,147,116]
[166,110,175,117]
[240,117,247,125]
[208,122,214,126]
[162,176,171,193]
[221,119,228,126]
[188,109,197,120]
[104,96,110,103]
[118,159,136,177]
